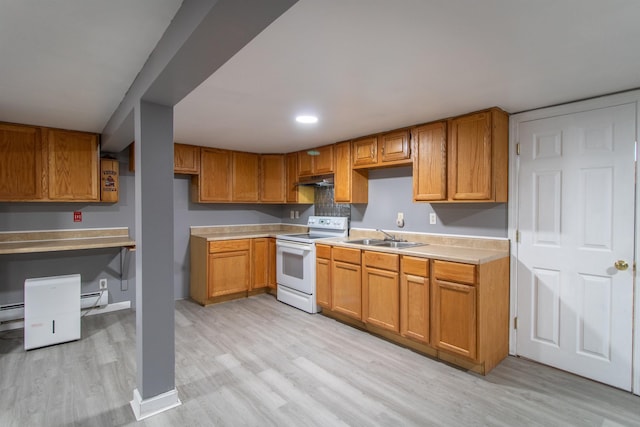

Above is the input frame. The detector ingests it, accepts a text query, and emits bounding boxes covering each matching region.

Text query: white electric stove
[276,216,349,313]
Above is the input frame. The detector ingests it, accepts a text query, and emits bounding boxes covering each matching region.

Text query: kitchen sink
[373,241,427,248]
[346,238,386,246]
[346,239,427,249]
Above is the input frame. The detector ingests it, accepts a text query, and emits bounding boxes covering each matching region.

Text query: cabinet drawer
[332,247,361,264]
[401,256,429,277]
[209,239,251,253]
[316,244,331,259]
[433,260,476,285]
[364,251,398,271]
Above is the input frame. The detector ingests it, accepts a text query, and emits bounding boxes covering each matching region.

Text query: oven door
[276,239,315,295]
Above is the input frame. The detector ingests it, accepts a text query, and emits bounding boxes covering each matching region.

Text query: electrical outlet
[429,213,437,225]
[290,210,295,219]
[99,278,108,290]
[295,211,300,219]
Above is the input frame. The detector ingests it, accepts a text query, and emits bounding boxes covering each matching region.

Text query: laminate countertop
[0,228,135,255]
[191,225,509,265]
[324,238,507,265]
[190,223,307,241]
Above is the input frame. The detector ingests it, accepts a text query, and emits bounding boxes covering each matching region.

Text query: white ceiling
[2,0,640,154]
[0,0,182,133]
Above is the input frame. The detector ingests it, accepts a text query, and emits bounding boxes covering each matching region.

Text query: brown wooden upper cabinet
[193,149,261,203]
[260,154,286,203]
[334,141,368,204]
[412,121,447,202]
[0,123,46,201]
[0,123,105,202]
[193,147,232,202]
[352,130,412,169]
[447,108,508,202]
[412,108,508,203]
[232,151,259,202]
[285,152,314,204]
[174,143,200,174]
[352,135,378,167]
[297,144,334,176]
[47,128,100,201]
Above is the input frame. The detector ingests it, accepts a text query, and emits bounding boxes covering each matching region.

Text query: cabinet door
[448,112,492,201]
[0,123,45,201]
[400,256,430,343]
[199,148,232,201]
[363,252,399,332]
[297,150,314,176]
[334,141,368,204]
[47,129,99,201]
[232,152,259,202]
[433,279,477,360]
[334,141,351,203]
[267,238,277,290]
[313,145,334,174]
[286,152,299,202]
[352,136,378,167]
[174,143,200,174]
[331,261,362,320]
[252,238,269,290]
[380,130,411,163]
[412,121,447,201]
[316,255,331,308]
[208,240,250,297]
[260,154,285,203]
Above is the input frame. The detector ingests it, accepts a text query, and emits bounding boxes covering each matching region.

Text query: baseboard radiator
[0,291,109,324]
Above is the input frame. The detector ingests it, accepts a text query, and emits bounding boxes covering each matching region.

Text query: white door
[515,103,635,390]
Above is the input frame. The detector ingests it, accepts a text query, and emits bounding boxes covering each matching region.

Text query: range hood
[296,174,334,187]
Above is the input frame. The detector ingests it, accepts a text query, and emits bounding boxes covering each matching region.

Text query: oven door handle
[277,241,313,253]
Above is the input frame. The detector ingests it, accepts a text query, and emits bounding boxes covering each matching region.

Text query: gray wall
[0,151,136,306]
[350,167,507,238]
[1,160,507,306]
[172,175,313,299]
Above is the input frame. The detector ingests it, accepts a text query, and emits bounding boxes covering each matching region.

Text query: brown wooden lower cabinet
[267,238,277,291]
[433,276,477,359]
[400,256,430,344]
[315,244,332,308]
[362,251,399,332]
[331,247,362,320]
[251,238,269,291]
[190,236,276,305]
[318,245,509,375]
[207,240,251,298]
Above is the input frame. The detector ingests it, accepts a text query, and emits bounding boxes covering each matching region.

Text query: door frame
[508,89,640,395]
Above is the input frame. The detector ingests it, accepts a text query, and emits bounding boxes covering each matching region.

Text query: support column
[130,100,180,420]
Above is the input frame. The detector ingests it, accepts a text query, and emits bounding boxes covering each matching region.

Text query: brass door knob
[614,260,629,271]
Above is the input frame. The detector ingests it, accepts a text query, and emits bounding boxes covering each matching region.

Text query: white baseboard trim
[130,388,181,421]
[0,320,24,332]
[83,300,131,316]
[0,301,131,331]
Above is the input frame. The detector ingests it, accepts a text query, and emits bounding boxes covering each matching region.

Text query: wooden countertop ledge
[0,227,136,255]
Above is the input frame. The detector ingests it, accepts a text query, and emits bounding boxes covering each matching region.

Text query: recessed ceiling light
[296,115,318,124]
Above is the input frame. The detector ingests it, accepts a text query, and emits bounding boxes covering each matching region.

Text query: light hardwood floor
[1,294,638,426]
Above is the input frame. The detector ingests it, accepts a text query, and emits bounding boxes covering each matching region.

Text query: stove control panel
[307,216,349,231]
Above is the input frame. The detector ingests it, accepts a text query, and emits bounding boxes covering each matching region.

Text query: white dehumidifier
[24,274,81,350]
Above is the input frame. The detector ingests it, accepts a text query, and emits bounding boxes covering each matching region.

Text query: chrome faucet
[376,229,405,242]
